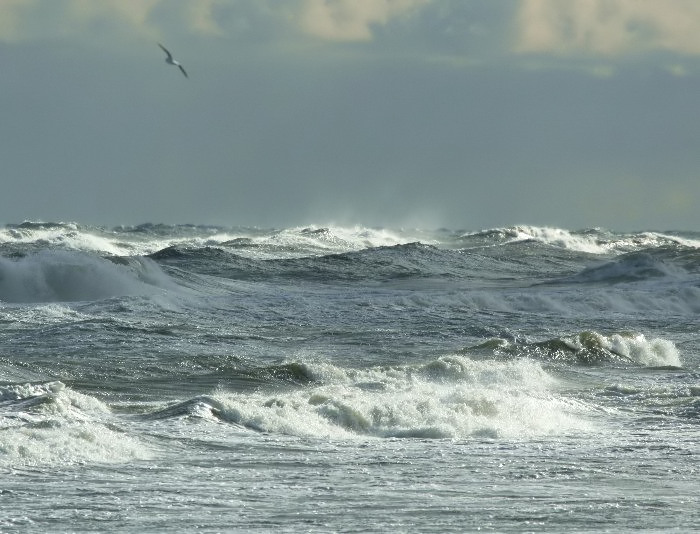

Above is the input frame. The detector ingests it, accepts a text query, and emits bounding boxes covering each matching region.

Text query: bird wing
[158,43,173,60]
[178,65,188,78]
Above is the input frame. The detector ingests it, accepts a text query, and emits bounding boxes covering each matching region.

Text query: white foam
[606,333,682,367]
[4,224,697,261]
[108,226,420,260]
[0,302,88,325]
[0,225,419,260]
[211,356,595,440]
[0,382,151,466]
[0,223,230,257]
[635,231,700,250]
[551,331,683,367]
[0,224,133,255]
[504,226,610,254]
[473,226,700,255]
[219,225,421,260]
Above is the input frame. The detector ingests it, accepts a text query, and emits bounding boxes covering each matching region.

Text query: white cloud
[0,0,160,43]
[182,1,225,36]
[515,0,700,56]
[67,0,159,28]
[0,0,38,42]
[0,0,433,45]
[297,0,430,41]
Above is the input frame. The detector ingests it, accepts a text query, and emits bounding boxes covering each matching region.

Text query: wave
[147,239,577,286]
[558,248,699,285]
[141,356,596,440]
[142,394,241,423]
[0,381,150,466]
[461,226,614,254]
[468,331,683,367]
[460,226,700,254]
[1,222,424,260]
[0,221,135,256]
[142,240,700,316]
[3,222,699,261]
[389,278,700,317]
[0,250,175,303]
[147,242,455,283]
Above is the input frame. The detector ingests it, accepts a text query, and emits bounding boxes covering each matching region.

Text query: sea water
[0,222,698,532]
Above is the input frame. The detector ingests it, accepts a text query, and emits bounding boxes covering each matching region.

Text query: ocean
[0,222,698,532]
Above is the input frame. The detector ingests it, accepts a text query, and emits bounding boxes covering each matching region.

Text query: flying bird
[158,43,188,78]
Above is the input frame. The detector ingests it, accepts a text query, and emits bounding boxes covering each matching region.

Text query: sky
[2,0,699,231]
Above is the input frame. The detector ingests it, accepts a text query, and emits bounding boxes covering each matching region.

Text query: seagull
[158,43,188,78]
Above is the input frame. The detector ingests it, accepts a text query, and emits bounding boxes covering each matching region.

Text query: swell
[147,241,588,286]
[149,242,454,283]
[145,233,699,287]
[551,246,700,286]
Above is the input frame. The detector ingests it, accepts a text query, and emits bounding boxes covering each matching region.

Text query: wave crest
[470,331,682,367]
[0,251,173,303]
[147,356,595,440]
[0,381,150,466]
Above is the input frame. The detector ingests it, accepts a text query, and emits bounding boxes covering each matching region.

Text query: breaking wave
[0,381,151,466]
[0,251,175,303]
[469,331,682,367]
[141,356,596,440]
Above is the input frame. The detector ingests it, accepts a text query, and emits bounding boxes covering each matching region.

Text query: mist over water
[1,222,699,532]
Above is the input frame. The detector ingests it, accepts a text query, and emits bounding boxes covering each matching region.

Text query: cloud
[0,0,433,45]
[179,1,225,36]
[0,0,38,42]
[297,0,430,41]
[0,0,160,43]
[68,0,159,28]
[168,0,434,43]
[514,0,700,56]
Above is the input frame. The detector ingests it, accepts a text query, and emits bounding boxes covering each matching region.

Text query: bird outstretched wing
[158,43,173,61]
